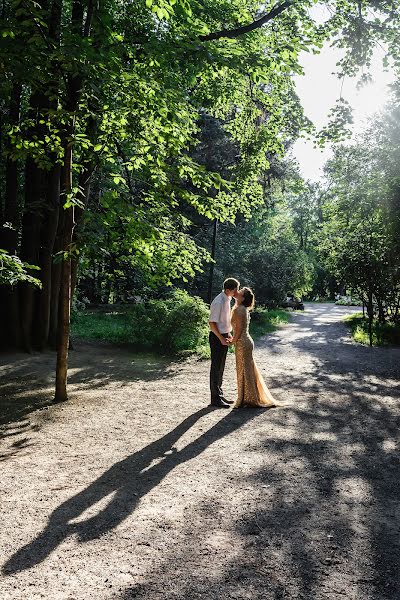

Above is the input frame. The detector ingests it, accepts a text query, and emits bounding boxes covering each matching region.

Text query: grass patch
[72,310,133,344]
[250,308,291,340]
[344,313,400,346]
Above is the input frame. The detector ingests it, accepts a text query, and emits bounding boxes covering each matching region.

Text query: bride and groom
[209,278,277,409]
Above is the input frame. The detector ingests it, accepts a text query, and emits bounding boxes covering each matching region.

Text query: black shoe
[221,397,234,405]
[210,398,230,408]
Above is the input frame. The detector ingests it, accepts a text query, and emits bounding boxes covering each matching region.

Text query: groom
[208,278,240,408]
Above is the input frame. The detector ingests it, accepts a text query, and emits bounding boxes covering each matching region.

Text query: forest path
[1,303,400,600]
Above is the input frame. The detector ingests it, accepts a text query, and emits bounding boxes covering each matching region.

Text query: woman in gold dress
[231,287,277,408]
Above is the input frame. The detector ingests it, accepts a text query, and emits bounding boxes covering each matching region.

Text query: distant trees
[319,104,400,343]
[190,174,316,307]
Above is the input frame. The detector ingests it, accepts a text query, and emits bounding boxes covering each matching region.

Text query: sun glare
[293,34,395,181]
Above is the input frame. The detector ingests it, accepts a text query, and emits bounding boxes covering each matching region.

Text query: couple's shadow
[3,406,263,574]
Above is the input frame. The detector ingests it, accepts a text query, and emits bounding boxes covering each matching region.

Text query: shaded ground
[1,303,400,599]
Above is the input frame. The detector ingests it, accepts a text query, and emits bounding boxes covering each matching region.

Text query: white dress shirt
[209,291,232,334]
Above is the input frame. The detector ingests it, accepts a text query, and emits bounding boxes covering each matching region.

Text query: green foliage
[4,0,396,295]
[319,105,400,324]
[335,298,361,306]
[247,227,314,307]
[72,289,209,355]
[345,313,400,347]
[0,249,41,287]
[201,195,315,308]
[317,98,354,147]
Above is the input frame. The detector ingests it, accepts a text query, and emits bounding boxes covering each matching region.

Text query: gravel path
[1,303,400,600]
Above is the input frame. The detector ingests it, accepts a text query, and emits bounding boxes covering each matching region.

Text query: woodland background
[1,0,400,399]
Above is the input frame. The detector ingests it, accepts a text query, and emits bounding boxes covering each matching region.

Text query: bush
[335,298,361,306]
[128,289,209,353]
[344,313,400,346]
[72,289,209,355]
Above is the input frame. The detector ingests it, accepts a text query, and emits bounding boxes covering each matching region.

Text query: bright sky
[291,18,395,181]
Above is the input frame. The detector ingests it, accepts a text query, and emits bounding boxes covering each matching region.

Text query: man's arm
[209,321,229,345]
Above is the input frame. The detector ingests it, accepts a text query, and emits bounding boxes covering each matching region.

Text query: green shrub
[335,298,361,306]
[344,313,400,346]
[72,289,209,355]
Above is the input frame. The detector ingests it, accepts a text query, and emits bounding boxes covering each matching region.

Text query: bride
[230,287,277,408]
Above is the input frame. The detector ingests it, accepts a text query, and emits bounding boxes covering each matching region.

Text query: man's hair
[223,277,240,291]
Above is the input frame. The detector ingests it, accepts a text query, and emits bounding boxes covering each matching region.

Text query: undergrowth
[72,292,291,358]
[344,313,400,346]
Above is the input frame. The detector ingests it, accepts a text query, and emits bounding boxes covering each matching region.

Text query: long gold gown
[231,304,277,408]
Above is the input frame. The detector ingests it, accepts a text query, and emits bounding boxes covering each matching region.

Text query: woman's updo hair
[242,287,255,310]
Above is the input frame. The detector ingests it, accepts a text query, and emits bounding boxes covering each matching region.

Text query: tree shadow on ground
[2,407,264,575]
[263,304,400,378]
[0,343,186,437]
[118,393,400,600]
[116,305,400,600]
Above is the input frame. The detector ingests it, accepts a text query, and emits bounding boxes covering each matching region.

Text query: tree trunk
[0,84,22,348]
[55,142,74,402]
[376,293,385,324]
[34,164,61,349]
[48,227,63,349]
[207,219,218,304]
[367,290,373,347]
[33,0,63,349]
[19,157,45,351]
[54,0,94,399]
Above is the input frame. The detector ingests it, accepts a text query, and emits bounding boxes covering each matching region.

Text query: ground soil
[1,303,400,600]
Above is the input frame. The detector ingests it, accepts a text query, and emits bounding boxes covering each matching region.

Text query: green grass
[250,308,291,340]
[344,312,400,346]
[72,310,132,344]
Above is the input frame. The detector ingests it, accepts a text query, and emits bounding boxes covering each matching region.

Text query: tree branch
[199,0,294,42]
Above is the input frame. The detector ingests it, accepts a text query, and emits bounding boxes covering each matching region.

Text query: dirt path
[1,303,400,600]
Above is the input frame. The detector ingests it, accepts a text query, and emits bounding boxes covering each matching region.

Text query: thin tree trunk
[48,227,63,349]
[55,141,74,402]
[367,290,373,347]
[54,0,94,400]
[376,293,385,324]
[33,0,63,349]
[19,156,44,351]
[207,219,218,304]
[34,164,61,349]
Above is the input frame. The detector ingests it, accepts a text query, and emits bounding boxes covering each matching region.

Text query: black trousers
[209,331,229,401]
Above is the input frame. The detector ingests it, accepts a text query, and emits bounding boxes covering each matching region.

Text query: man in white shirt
[208,278,240,407]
